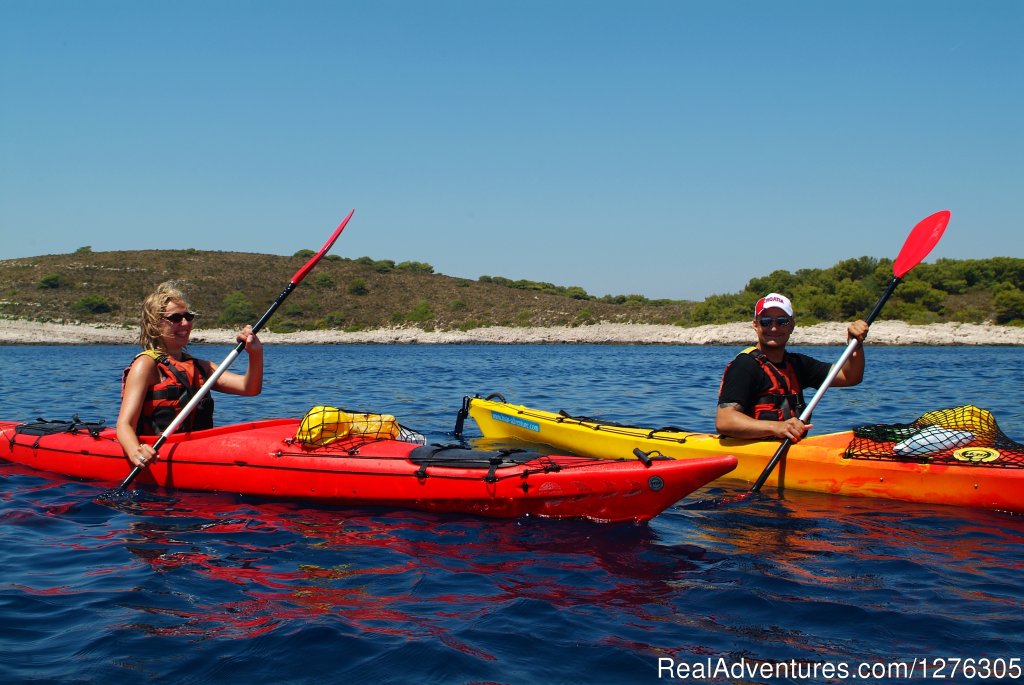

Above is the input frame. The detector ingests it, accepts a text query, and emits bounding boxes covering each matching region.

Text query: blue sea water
[1,343,1022,684]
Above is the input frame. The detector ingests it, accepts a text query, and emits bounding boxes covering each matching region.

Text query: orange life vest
[743,347,806,421]
[122,349,214,435]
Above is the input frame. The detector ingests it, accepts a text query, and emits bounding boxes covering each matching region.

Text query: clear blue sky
[2,1,1021,301]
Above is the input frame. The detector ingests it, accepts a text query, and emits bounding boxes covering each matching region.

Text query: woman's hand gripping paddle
[747,210,951,493]
[683,210,950,509]
[116,210,355,491]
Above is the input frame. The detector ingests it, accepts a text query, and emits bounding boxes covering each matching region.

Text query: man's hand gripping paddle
[116,210,355,492]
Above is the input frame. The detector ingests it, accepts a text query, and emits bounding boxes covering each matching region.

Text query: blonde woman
[116,282,263,468]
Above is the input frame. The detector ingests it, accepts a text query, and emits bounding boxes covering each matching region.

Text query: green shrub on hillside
[71,295,112,317]
[405,300,433,322]
[314,272,335,289]
[38,273,70,289]
[993,286,1024,324]
[219,291,258,325]
[319,311,346,328]
[395,261,434,274]
[565,286,590,300]
[480,275,594,300]
[348,278,369,296]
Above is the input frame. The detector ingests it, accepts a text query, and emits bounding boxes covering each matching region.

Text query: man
[716,292,868,442]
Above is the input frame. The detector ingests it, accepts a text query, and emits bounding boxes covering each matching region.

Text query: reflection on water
[100,493,708,646]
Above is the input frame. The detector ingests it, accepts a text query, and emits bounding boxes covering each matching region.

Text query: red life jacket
[741,347,806,421]
[122,349,214,435]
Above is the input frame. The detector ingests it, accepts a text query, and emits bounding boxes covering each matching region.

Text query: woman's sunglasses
[757,316,792,328]
[163,311,197,324]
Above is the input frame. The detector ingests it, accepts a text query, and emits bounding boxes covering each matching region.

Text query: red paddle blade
[893,210,950,279]
[291,209,356,284]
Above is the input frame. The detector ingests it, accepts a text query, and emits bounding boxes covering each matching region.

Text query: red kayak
[0,417,737,523]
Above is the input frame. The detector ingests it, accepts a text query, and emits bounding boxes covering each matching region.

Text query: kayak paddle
[748,209,951,494]
[117,209,355,491]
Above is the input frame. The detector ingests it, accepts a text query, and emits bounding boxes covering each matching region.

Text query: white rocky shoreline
[1,318,1022,346]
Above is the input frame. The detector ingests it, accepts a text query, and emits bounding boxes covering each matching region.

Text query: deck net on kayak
[845,405,1024,468]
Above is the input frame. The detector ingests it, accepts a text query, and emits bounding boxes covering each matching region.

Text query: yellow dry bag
[296,406,401,446]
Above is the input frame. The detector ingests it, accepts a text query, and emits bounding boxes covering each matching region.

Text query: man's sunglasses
[757,316,792,328]
[163,311,197,324]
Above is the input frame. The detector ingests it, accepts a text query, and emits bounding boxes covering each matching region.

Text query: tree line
[685,256,1024,325]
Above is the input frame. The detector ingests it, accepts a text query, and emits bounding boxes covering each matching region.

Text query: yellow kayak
[460,394,1024,513]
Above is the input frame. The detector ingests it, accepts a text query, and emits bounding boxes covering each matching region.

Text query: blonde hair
[138,281,190,350]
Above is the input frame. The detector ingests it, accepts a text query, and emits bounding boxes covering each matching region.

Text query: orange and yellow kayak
[461,395,1024,513]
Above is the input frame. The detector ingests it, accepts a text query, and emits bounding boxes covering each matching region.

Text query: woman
[116,282,264,468]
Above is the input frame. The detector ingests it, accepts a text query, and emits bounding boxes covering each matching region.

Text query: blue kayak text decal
[491,411,541,433]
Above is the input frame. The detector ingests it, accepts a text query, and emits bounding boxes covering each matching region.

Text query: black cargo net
[845,405,1024,468]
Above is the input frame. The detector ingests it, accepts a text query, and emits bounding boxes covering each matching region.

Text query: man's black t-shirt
[718,351,832,416]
